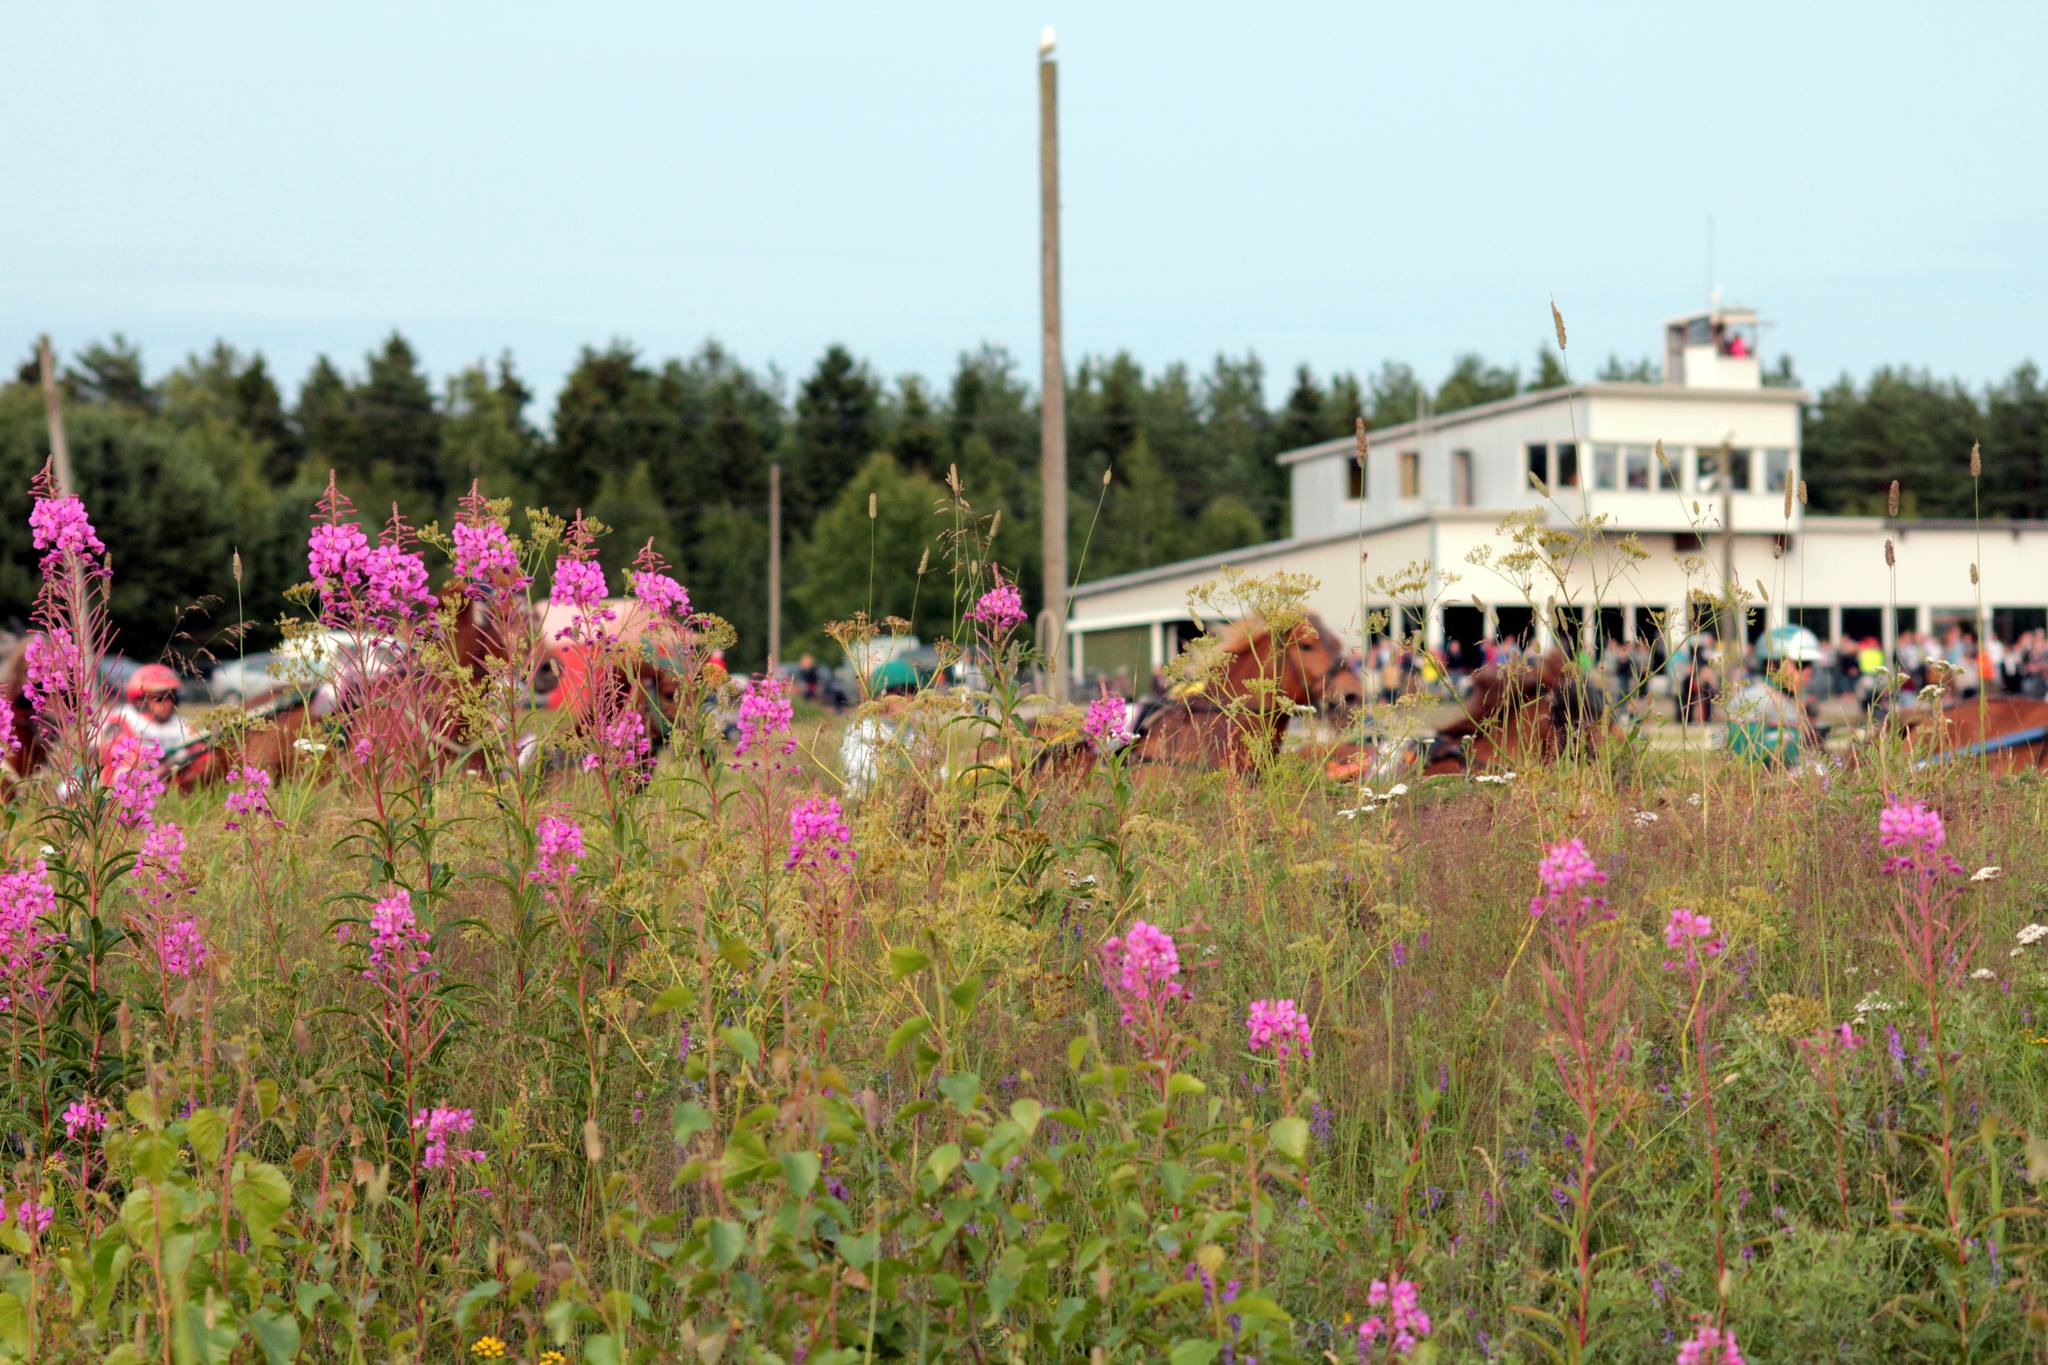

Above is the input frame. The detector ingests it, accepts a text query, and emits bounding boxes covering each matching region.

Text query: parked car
[208,652,292,703]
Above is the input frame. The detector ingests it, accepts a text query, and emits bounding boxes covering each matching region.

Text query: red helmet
[126,663,181,701]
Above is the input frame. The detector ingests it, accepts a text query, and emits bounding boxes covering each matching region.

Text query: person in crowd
[96,663,195,782]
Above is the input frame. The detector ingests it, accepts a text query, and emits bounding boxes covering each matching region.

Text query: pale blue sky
[7,2,2045,412]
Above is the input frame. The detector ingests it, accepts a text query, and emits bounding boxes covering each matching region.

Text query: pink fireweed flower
[359,889,434,981]
[1661,907,1724,975]
[0,701,14,757]
[1082,691,1132,752]
[29,494,107,573]
[1878,799,1945,855]
[61,1097,110,1142]
[451,519,530,599]
[307,521,369,587]
[733,674,796,759]
[967,575,1028,633]
[5,1196,52,1236]
[22,627,79,711]
[549,556,607,611]
[629,568,690,620]
[1098,920,1186,1021]
[581,710,652,775]
[358,542,435,623]
[1355,1278,1432,1360]
[786,795,855,873]
[1246,997,1312,1063]
[412,1106,487,1169]
[1878,798,1964,879]
[136,820,187,885]
[1529,837,1609,922]
[1675,1320,1745,1365]
[223,765,277,830]
[104,735,166,828]
[0,860,64,1012]
[155,917,209,978]
[530,815,585,883]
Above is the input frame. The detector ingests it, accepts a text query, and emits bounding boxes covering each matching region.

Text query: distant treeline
[3,334,2044,668]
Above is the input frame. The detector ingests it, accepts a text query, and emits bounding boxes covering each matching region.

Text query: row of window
[1545,442,1794,496]
[1345,443,1795,504]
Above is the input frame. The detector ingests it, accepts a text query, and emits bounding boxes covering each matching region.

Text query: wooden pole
[1038,30,1069,699]
[37,336,77,497]
[767,461,783,671]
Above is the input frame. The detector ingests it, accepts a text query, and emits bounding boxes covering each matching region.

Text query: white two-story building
[1066,308,2048,682]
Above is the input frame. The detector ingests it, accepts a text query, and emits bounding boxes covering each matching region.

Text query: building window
[1452,449,1473,506]
[1347,454,1365,500]
[1694,447,1721,493]
[1555,442,1580,489]
[1526,443,1548,489]
[1727,447,1752,492]
[1762,447,1792,494]
[1591,444,1619,491]
[1399,450,1420,499]
[1657,445,1681,490]
[1624,443,1653,490]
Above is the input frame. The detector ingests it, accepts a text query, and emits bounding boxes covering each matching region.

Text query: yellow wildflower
[536,1353,567,1365]
[471,1338,507,1361]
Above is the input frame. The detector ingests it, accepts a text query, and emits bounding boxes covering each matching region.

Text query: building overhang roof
[1275,383,1809,467]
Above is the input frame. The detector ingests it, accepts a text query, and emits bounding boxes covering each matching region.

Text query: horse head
[1213,612,1345,709]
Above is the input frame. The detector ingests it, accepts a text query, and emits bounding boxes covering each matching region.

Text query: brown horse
[1043,613,1347,778]
[0,635,45,791]
[1322,649,1609,782]
[1899,695,2048,773]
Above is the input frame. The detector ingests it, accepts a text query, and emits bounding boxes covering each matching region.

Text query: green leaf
[582,1334,623,1365]
[453,1280,502,1331]
[888,946,931,979]
[232,1161,293,1245]
[0,1294,26,1355]
[719,1026,760,1067]
[248,1308,302,1365]
[948,973,983,1012]
[254,1078,280,1121]
[646,983,694,1017]
[671,1102,714,1147]
[708,1219,745,1269]
[937,1071,981,1115]
[885,1017,930,1061]
[1165,1073,1206,1097]
[838,1228,879,1269]
[1009,1098,1044,1136]
[1169,1341,1221,1365]
[780,1151,821,1196]
[186,1108,229,1165]
[924,1143,963,1190]
[1269,1116,1310,1164]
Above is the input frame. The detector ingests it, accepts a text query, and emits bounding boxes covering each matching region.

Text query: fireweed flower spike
[1245,998,1312,1064]
[28,492,107,573]
[412,1106,487,1168]
[1082,690,1133,752]
[1529,837,1609,922]
[734,673,796,760]
[531,815,585,884]
[786,795,854,873]
[1661,907,1725,975]
[103,735,166,828]
[223,765,278,830]
[61,1096,110,1142]
[967,573,1028,633]
[1675,1319,1745,1365]
[1355,1278,1432,1360]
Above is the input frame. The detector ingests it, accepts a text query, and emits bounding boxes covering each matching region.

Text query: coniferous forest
[5,333,2045,666]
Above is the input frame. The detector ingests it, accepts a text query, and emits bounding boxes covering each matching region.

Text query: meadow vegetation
[4,470,2048,1364]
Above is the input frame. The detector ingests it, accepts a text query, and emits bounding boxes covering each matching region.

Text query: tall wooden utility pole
[1037,26,1069,699]
[37,336,76,496]
[767,461,783,671]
